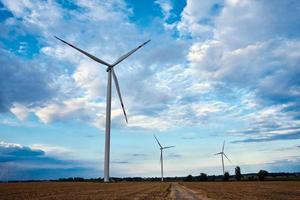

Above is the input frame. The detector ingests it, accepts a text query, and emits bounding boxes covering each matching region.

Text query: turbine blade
[223,153,231,163]
[112,69,128,123]
[54,36,111,67]
[163,146,175,149]
[222,140,225,152]
[214,152,222,155]
[154,135,162,148]
[112,40,151,66]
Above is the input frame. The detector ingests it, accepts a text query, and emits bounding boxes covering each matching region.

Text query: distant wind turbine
[55,36,150,182]
[154,135,175,182]
[214,140,231,175]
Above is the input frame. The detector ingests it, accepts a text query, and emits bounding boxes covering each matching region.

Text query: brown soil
[1,181,299,200]
[170,183,211,200]
[0,182,171,200]
[182,181,300,200]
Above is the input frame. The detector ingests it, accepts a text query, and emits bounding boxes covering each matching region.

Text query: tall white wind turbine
[214,140,231,175]
[154,135,175,182]
[55,36,150,182]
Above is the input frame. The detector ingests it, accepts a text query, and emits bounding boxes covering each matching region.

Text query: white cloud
[0,0,196,131]
[10,103,29,121]
[2,0,299,137]
[155,0,173,21]
[0,48,58,112]
[192,101,228,117]
[127,115,171,130]
[175,0,300,142]
[177,0,223,38]
[0,141,22,148]
[1,0,62,35]
[229,103,300,142]
[72,60,107,100]
[35,98,105,124]
[30,144,71,157]
[75,0,129,22]
[1,0,34,17]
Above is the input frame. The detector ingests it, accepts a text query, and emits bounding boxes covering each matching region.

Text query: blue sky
[0,0,300,180]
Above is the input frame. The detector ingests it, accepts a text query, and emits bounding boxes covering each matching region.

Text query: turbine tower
[154,135,175,182]
[214,140,231,175]
[55,36,150,182]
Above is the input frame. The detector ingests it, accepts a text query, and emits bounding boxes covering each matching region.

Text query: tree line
[3,167,299,183]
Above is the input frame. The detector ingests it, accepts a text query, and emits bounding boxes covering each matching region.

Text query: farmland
[0,182,171,200]
[182,181,300,200]
[1,181,300,200]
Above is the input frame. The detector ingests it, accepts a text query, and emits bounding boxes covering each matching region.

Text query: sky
[0,0,300,181]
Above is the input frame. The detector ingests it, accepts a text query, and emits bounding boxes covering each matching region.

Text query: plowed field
[182,181,300,200]
[0,182,171,200]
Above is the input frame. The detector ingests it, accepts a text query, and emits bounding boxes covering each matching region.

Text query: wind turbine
[55,36,150,182]
[154,135,175,182]
[214,140,231,175]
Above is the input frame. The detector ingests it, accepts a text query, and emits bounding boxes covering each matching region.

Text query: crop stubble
[182,181,300,200]
[0,182,171,200]
[1,181,300,200]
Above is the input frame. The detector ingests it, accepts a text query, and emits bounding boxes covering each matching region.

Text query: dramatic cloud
[2,0,299,134]
[0,0,299,179]
[0,141,100,180]
[179,0,300,142]
[1,0,192,130]
[177,0,223,38]
[230,104,300,143]
[0,48,58,112]
[0,141,43,160]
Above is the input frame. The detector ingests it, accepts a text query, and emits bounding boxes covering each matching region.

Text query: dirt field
[1,181,300,200]
[170,183,209,200]
[182,181,300,200]
[0,182,171,200]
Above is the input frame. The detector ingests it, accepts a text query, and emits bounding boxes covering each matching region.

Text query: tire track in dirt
[170,183,212,200]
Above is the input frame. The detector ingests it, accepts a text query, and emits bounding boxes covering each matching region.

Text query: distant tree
[258,170,269,181]
[235,166,242,181]
[184,174,193,182]
[74,177,84,182]
[199,173,208,181]
[223,171,230,181]
[67,177,73,181]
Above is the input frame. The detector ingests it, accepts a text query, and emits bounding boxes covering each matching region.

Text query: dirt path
[170,183,212,200]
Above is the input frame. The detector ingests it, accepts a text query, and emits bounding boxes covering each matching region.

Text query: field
[182,181,300,200]
[1,181,300,200]
[0,182,171,200]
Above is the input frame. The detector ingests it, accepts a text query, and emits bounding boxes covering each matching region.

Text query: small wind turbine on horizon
[154,135,175,182]
[214,140,231,175]
[55,36,150,182]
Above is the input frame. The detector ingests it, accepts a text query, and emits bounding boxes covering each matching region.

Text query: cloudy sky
[0,0,300,180]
